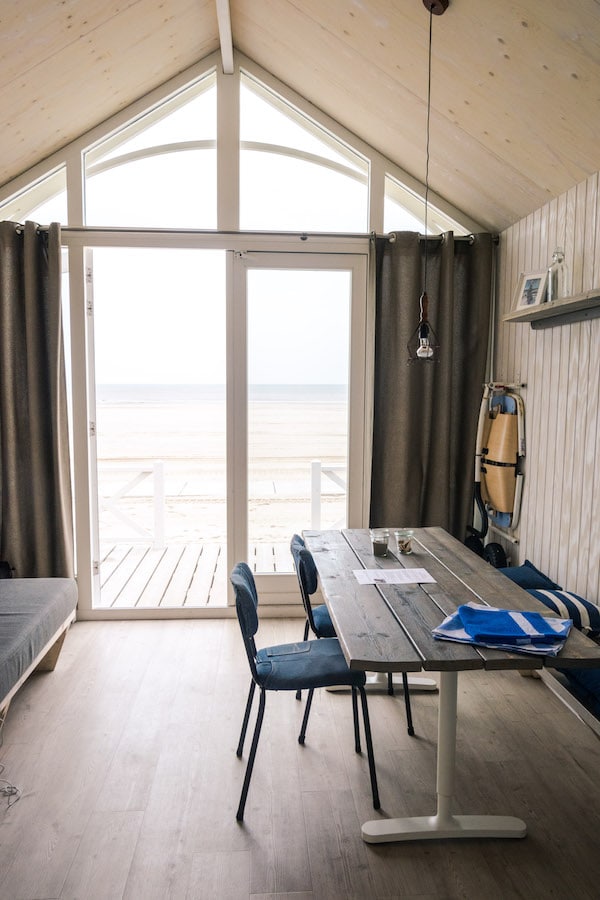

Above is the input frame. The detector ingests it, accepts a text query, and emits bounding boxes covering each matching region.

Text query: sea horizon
[96,383,348,404]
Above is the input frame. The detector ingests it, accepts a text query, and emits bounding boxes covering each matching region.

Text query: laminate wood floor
[1,619,600,899]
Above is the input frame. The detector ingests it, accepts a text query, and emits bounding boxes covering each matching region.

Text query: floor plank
[3,620,600,899]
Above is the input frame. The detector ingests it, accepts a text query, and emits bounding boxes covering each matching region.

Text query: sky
[91,248,350,385]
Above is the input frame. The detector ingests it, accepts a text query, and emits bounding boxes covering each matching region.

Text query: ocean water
[96,384,348,404]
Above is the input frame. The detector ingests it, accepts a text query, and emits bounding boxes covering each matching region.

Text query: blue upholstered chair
[290,533,415,736]
[231,561,380,822]
[290,534,337,642]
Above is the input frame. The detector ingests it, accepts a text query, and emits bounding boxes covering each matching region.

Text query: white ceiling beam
[215,0,234,74]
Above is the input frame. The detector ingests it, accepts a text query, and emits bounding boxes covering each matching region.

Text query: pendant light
[407,0,448,363]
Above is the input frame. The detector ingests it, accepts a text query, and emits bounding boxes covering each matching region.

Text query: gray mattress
[0,578,77,705]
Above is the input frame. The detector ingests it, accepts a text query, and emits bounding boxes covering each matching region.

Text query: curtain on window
[0,221,74,577]
[370,231,493,540]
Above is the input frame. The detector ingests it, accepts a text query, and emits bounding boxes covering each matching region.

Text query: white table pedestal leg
[361,671,527,843]
[367,672,438,691]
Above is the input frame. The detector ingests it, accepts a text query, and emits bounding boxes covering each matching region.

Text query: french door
[230,251,371,604]
[82,246,370,613]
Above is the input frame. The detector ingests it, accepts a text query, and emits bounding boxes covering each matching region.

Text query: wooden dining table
[303,526,600,844]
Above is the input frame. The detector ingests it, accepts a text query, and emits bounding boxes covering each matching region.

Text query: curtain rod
[12,224,497,243]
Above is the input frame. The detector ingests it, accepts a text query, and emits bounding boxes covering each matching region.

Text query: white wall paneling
[496,171,600,603]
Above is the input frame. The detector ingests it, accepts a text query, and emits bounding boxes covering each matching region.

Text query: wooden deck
[98,541,293,609]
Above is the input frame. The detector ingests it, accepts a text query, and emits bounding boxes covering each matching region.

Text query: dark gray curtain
[0,221,74,577]
[370,231,493,540]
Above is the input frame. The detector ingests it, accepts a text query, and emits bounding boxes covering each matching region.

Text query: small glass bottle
[547,247,568,303]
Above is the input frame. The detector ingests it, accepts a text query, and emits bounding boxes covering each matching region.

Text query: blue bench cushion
[529,587,600,717]
[0,578,77,705]
[527,589,600,639]
[500,559,561,591]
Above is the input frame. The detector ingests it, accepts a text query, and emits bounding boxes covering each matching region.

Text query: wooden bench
[0,578,77,723]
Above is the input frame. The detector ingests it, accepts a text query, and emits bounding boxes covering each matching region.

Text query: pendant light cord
[423,6,433,299]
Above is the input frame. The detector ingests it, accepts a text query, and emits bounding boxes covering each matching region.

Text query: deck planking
[99,542,292,608]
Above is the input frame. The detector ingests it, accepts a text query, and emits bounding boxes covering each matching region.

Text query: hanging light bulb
[407,0,448,363]
[409,291,439,360]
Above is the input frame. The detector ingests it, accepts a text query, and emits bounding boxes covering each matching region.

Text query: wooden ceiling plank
[0,0,219,185]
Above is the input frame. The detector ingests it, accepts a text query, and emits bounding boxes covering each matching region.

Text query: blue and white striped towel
[432,602,572,656]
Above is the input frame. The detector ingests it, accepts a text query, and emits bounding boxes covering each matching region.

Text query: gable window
[240,72,369,231]
[83,72,217,228]
[0,167,67,224]
[384,173,467,235]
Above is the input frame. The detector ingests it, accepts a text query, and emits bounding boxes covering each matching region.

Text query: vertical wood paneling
[496,171,600,603]
[528,209,546,566]
[564,187,577,297]
[495,234,507,379]
[577,322,597,594]
[594,179,600,289]
[537,197,560,577]
[590,369,600,604]
[583,173,598,288]
[572,180,587,296]
[565,323,586,590]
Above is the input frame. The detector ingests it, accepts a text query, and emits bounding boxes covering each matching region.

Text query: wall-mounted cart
[466,382,525,566]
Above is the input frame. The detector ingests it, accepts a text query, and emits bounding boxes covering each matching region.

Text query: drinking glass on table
[370,528,389,557]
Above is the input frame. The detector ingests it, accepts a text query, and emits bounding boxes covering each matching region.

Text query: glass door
[88,247,227,610]
[230,252,370,600]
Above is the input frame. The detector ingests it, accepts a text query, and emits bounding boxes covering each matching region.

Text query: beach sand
[95,388,348,544]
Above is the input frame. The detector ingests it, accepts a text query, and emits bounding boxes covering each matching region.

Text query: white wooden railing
[99,460,165,549]
[311,459,347,529]
[99,458,344,546]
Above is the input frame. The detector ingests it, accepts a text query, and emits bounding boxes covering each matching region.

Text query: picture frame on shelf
[513,271,548,310]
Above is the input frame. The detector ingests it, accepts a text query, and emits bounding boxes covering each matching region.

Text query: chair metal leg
[298,688,314,744]
[296,620,311,700]
[387,672,394,696]
[358,685,380,810]
[402,672,415,736]
[236,688,266,821]
[352,686,361,753]
[237,680,256,758]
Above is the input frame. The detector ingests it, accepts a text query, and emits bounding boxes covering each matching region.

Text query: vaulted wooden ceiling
[2,0,599,231]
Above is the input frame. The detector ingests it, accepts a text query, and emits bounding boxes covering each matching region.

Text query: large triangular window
[240,72,369,231]
[84,72,217,228]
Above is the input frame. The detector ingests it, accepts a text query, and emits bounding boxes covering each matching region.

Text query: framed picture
[513,271,548,310]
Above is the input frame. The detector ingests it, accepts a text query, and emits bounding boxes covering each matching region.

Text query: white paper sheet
[354,568,436,585]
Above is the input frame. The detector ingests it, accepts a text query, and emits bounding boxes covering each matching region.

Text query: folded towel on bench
[432,602,572,656]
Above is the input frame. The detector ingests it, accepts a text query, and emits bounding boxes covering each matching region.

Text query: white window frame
[229,249,372,606]
[0,49,480,619]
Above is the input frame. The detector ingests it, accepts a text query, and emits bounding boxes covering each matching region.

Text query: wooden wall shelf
[504,289,600,329]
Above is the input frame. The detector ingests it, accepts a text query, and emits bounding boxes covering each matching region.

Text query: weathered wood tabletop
[304,527,600,674]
